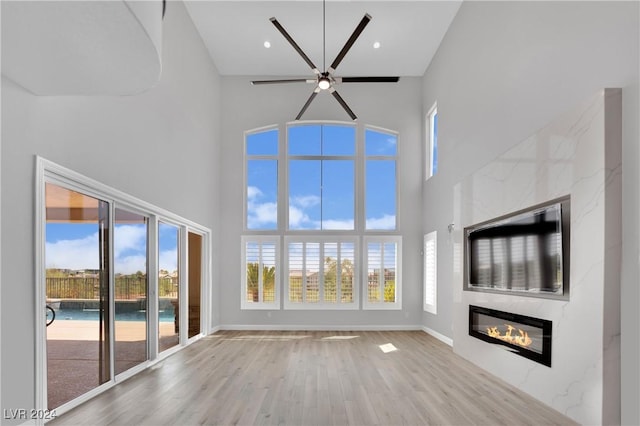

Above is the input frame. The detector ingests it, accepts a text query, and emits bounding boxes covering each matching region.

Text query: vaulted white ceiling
[2,0,163,95]
[184,1,462,77]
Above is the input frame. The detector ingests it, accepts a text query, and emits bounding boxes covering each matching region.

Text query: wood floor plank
[49,331,577,426]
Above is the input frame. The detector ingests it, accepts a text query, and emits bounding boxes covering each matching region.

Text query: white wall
[421,1,638,423]
[218,76,424,328]
[0,1,221,418]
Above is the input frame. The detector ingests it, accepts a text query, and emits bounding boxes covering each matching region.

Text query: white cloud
[248,201,277,228]
[288,195,321,229]
[115,255,147,275]
[291,195,320,208]
[289,205,314,229]
[247,186,263,200]
[46,233,99,270]
[366,214,396,230]
[159,249,178,273]
[289,195,355,230]
[114,225,147,273]
[247,186,277,228]
[47,224,150,274]
[322,219,354,230]
[114,225,147,258]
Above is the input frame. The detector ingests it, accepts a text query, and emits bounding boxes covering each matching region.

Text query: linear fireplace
[469,305,552,367]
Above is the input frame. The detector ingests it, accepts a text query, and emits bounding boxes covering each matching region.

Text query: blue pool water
[54,308,174,322]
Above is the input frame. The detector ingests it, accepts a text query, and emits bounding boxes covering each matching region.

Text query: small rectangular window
[424,231,437,314]
[363,236,402,310]
[241,236,280,309]
[427,103,438,179]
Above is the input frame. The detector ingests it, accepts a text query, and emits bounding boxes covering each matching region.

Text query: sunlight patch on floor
[221,335,311,342]
[378,343,398,353]
[321,335,359,341]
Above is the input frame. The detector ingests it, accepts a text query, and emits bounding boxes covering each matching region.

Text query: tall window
[242,123,401,311]
[288,124,355,230]
[241,236,280,309]
[365,128,397,230]
[423,231,437,314]
[285,237,357,309]
[427,103,438,179]
[246,128,278,230]
[363,236,402,310]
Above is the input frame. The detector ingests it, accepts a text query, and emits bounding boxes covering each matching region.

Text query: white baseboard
[208,325,221,334]
[421,326,453,346]
[217,324,424,331]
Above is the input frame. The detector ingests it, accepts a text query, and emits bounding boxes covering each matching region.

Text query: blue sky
[247,124,396,230]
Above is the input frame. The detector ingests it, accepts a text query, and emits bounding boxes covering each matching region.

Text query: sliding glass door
[45,183,111,409]
[113,208,148,376]
[188,232,202,338]
[39,159,211,414]
[158,222,180,352]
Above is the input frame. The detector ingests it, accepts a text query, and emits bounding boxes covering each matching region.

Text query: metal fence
[46,277,178,300]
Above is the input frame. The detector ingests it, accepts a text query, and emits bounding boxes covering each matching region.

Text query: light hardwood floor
[50,330,576,425]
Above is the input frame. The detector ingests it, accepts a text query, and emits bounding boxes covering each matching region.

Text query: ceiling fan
[251,1,400,121]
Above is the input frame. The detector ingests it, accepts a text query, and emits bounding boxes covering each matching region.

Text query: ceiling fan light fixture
[318,76,331,90]
[258,8,398,120]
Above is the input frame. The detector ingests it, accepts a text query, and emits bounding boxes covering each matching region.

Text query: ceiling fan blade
[329,88,357,120]
[328,13,371,73]
[295,88,321,120]
[270,17,320,74]
[340,76,400,83]
[251,79,316,85]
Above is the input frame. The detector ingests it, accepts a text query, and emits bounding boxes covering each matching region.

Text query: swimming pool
[52,307,175,322]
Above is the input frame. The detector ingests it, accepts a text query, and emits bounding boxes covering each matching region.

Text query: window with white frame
[365,128,397,230]
[287,124,356,230]
[284,237,358,309]
[245,128,278,230]
[423,231,437,314]
[241,236,280,309]
[426,103,438,179]
[242,123,401,311]
[363,236,402,310]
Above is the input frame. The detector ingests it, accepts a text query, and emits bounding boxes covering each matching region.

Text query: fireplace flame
[486,324,532,348]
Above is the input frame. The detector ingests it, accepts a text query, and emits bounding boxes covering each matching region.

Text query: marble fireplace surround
[452,89,621,425]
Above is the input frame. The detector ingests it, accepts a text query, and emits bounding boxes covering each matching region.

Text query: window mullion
[319,242,325,303]
[379,243,385,302]
[356,122,364,233]
[336,243,342,304]
[258,243,263,303]
[302,242,307,303]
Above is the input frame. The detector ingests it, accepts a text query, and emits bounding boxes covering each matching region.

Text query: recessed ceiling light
[264,41,271,48]
[373,41,381,49]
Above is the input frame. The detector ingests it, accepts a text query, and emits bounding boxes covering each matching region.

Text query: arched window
[242,122,401,310]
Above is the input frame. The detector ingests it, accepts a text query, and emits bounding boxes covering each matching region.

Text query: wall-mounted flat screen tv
[464,197,570,300]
